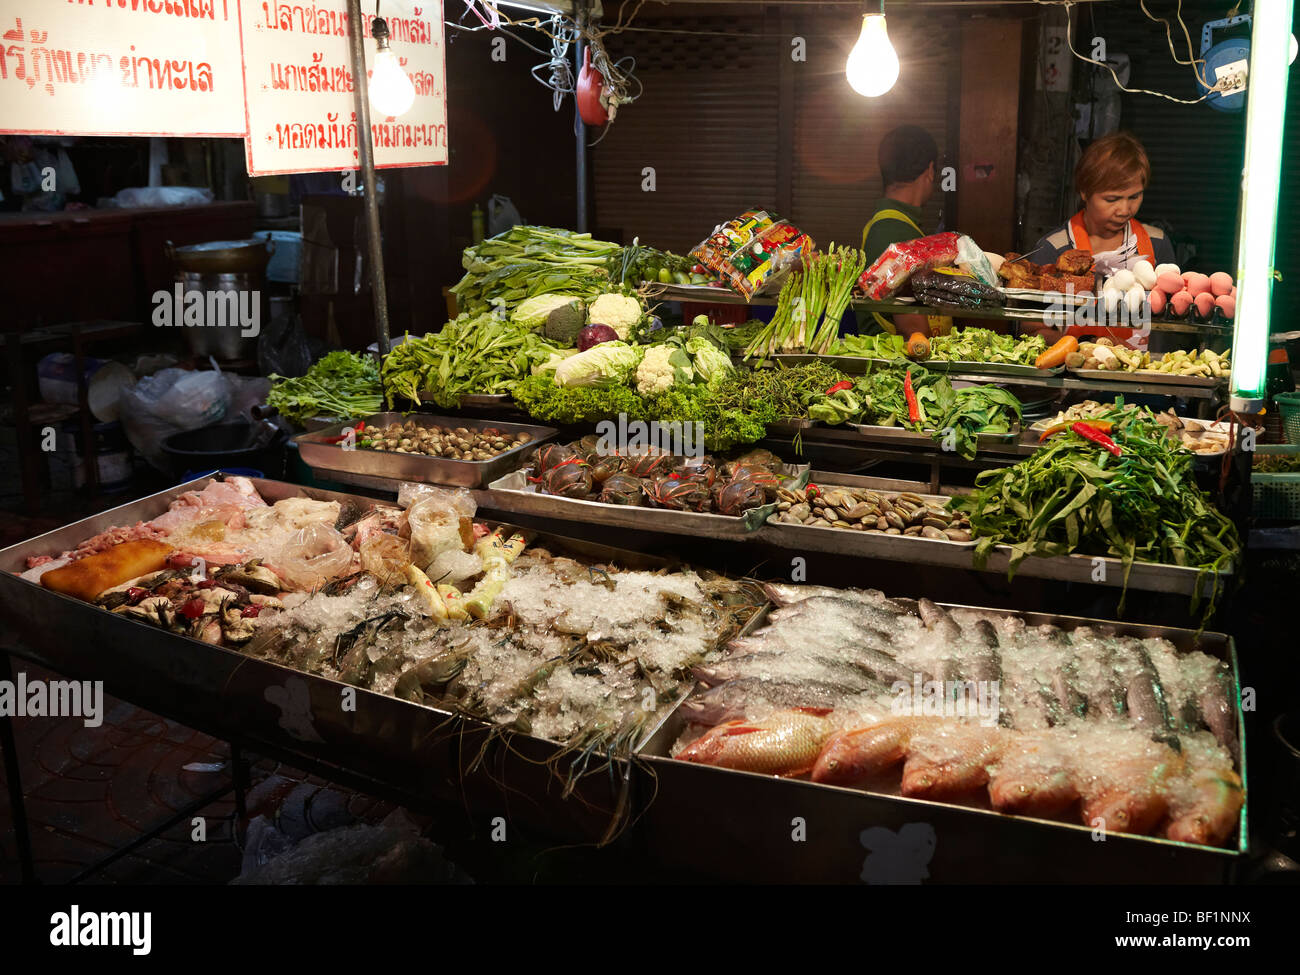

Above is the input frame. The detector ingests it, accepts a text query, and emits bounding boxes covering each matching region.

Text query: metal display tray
[1069,368,1222,389]
[294,413,557,488]
[636,601,1245,882]
[849,421,1021,452]
[762,478,975,550]
[770,352,1061,380]
[415,392,513,408]
[0,476,700,845]
[485,461,810,540]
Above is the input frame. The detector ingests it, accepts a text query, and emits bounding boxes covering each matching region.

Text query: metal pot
[167,239,274,361]
[166,238,274,274]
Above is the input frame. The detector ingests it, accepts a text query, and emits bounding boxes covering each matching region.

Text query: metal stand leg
[0,652,37,884]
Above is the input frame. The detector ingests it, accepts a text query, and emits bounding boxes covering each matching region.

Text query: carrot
[906,332,931,360]
[1035,335,1079,370]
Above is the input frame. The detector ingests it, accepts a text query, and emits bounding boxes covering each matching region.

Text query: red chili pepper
[1071,421,1122,456]
[806,483,819,500]
[1039,419,1114,443]
[904,370,920,424]
[354,421,366,433]
[826,380,854,395]
[126,587,149,605]
[241,604,262,618]
[179,597,207,620]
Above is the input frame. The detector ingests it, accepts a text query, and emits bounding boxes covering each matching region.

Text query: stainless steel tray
[636,600,1244,881]
[416,392,513,408]
[0,476,698,846]
[763,477,976,549]
[769,353,1060,380]
[1069,368,1222,389]
[294,413,556,488]
[849,421,1021,451]
[928,360,1063,379]
[485,461,809,539]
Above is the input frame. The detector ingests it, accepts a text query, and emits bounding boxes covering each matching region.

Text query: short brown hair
[1074,132,1151,198]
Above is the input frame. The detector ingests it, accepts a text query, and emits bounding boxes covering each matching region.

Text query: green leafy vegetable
[267,350,382,426]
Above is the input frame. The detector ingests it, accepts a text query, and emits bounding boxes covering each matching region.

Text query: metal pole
[574,4,589,233]
[346,0,392,353]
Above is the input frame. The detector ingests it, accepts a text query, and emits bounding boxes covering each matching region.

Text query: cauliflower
[636,344,694,395]
[588,293,644,341]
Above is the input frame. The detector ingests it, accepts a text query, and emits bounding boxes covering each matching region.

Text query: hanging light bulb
[846,6,900,98]
[369,17,416,118]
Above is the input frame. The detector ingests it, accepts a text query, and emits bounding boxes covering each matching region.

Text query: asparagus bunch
[743,244,867,358]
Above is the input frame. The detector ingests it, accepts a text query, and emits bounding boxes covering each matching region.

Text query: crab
[646,475,710,511]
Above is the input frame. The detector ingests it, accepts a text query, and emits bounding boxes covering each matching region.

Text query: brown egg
[1156,271,1184,294]
[1184,273,1212,297]
[1210,271,1234,297]
[1170,290,1194,316]
[1194,291,1216,318]
[1215,294,1235,319]
[1149,288,1167,316]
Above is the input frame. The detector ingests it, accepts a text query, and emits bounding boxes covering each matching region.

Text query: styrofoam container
[253,230,301,283]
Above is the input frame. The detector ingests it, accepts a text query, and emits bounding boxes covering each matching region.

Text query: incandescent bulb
[370,48,416,118]
[846,14,900,97]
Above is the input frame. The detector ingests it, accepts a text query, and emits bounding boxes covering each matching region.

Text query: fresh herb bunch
[382,315,561,409]
[928,327,1047,365]
[710,362,846,423]
[451,226,616,314]
[266,350,382,426]
[949,411,1239,620]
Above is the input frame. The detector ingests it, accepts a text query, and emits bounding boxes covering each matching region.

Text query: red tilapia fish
[676,708,834,777]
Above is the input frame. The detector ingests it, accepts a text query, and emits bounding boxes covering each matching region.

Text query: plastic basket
[1253,444,1300,520]
[1274,392,1300,445]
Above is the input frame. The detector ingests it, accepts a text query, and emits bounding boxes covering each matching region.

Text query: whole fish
[680,677,861,726]
[811,716,935,785]
[1164,752,1244,847]
[761,582,846,607]
[900,723,1007,800]
[1125,643,1175,743]
[1051,655,1088,723]
[987,736,1079,816]
[692,653,887,692]
[758,616,899,654]
[676,708,834,776]
[918,597,962,642]
[966,620,1003,686]
[1078,741,1181,836]
[1198,663,1239,756]
[1086,642,1128,719]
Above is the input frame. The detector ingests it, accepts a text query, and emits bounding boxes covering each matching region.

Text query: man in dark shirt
[861,125,943,336]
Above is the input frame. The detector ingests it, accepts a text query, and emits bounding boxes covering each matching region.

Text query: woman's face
[1082,180,1145,237]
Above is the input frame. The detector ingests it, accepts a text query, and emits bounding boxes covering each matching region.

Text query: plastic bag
[277,523,354,590]
[857,232,961,300]
[487,194,523,237]
[954,236,998,288]
[405,497,472,571]
[112,186,214,208]
[359,533,411,586]
[689,208,815,300]
[397,483,477,518]
[226,374,272,423]
[118,367,231,469]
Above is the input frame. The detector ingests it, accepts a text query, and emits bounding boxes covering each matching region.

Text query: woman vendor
[1027,132,1177,347]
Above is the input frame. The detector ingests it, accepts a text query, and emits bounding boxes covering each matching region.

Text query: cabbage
[552,341,643,388]
[512,294,584,331]
[685,336,734,386]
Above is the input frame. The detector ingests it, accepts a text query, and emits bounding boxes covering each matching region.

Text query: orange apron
[1063,212,1157,347]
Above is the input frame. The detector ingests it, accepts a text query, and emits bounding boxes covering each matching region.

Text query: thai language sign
[0,0,246,137]
[238,0,447,175]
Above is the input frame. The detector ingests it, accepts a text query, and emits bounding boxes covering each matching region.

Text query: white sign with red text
[237,0,446,175]
[0,0,246,137]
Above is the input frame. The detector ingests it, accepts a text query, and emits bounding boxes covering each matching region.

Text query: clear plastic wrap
[359,533,412,586]
[857,231,961,299]
[405,497,471,570]
[397,483,477,518]
[277,523,354,590]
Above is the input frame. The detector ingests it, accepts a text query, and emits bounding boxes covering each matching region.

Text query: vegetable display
[266,350,383,426]
[831,327,1048,367]
[1065,339,1230,378]
[949,410,1239,618]
[450,226,616,315]
[832,333,907,359]
[745,245,868,356]
[381,315,561,409]
[359,420,532,460]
